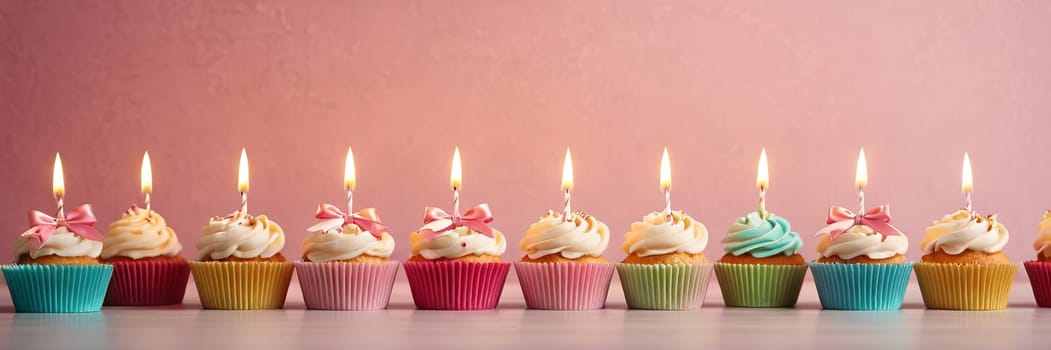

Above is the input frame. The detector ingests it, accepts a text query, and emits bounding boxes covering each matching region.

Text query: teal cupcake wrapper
[2,264,114,313]
[809,262,913,310]
[616,263,713,310]
[714,263,808,307]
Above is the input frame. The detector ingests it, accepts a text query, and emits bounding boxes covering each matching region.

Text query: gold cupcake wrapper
[913,262,1018,310]
[189,261,295,310]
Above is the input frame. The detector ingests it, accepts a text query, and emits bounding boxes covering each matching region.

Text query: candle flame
[561,148,574,192]
[52,153,64,198]
[757,148,769,191]
[660,147,671,192]
[141,151,153,194]
[855,148,868,189]
[451,147,462,190]
[238,148,249,193]
[344,146,356,191]
[962,152,973,193]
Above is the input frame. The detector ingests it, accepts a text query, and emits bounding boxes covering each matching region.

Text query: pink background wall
[3,1,1051,272]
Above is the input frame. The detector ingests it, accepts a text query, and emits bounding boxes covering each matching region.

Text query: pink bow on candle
[816,205,903,240]
[306,204,391,239]
[20,204,104,248]
[418,204,494,240]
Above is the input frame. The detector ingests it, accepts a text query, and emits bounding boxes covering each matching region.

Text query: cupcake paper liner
[714,263,808,308]
[913,262,1018,310]
[2,264,114,313]
[808,262,913,310]
[616,263,713,310]
[294,261,400,310]
[402,261,511,310]
[1024,261,1051,307]
[104,259,190,306]
[188,261,295,310]
[513,262,616,310]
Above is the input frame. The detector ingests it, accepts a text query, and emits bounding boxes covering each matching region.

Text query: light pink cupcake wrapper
[514,262,615,310]
[403,261,511,310]
[294,261,400,310]
[104,259,191,306]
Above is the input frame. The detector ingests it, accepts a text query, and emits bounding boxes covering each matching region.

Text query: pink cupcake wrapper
[294,261,400,310]
[1025,261,1051,307]
[104,259,191,306]
[514,262,615,310]
[403,261,511,310]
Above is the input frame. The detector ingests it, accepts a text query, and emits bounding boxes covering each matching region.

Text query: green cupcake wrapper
[809,262,913,310]
[714,263,808,307]
[2,264,114,313]
[616,263,713,310]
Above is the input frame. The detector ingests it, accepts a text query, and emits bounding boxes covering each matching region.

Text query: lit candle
[660,147,672,216]
[52,153,65,219]
[962,152,973,215]
[855,148,868,217]
[561,148,574,221]
[141,151,153,211]
[451,147,462,217]
[345,146,356,214]
[237,148,249,216]
[757,148,769,218]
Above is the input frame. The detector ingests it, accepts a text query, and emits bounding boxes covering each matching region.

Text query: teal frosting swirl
[721,211,803,258]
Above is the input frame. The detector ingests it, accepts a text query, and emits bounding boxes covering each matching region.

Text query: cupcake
[188,212,294,310]
[1026,211,1051,307]
[3,205,114,313]
[808,206,913,310]
[295,205,399,310]
[403,204,511,310]
[617,210,713,310]
[100,205,189,306]
[915,209,1017,310]
[715,211,807,308]
[515,211,615,310]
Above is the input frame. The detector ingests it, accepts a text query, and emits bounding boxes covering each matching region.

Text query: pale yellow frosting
[1034,211,1051,260]
[816,225,908,260]
[921,209,1008,255]
[14,226,103,259]
[101,207,183,259]
[622,210,708,257]
[196,213,285,260]
[302,223,395,262]
[520,211,609,259]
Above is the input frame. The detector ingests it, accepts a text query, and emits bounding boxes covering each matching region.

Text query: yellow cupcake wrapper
[913,262,1018,310]
[189,261,295,310]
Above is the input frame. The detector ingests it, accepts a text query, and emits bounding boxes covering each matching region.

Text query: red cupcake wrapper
[294,261,400,310]
[514,262,615,310]
[403,261,511,310]
[1025,261,1051,307]
[104,259,191,306]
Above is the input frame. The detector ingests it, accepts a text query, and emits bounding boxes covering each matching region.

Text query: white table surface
[2,275,1049,350]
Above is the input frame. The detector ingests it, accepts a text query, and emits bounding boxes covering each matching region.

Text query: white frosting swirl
[101,207,183,259]
[816,225,908,260]
[302,223,395,262]
[622,211,708,257]
[196,214,285,260]
[520,211,609,259]
[409,226,506,259]
[1033,211,1051,259]
[921,209,1009,255]
[14,226,103,259]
